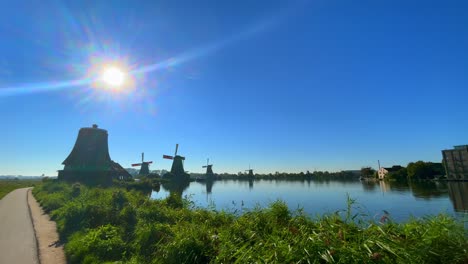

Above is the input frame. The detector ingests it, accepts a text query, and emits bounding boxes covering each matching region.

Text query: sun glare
[88,60,135,93]
[101,66,125,87]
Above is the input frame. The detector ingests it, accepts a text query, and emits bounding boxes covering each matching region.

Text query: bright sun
[101,66,125,87]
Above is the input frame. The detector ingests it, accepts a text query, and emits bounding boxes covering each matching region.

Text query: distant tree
[386,167,408,181]
[407,161,444,180]
[361,167,376,178]
[429,162,445,176]
[407,161,428,179]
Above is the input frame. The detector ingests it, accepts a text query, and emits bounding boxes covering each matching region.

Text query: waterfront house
[442,145,468,181]
[378,165,403,180]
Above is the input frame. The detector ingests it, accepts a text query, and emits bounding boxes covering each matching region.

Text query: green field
[33,180,468,264]
[0,179,40,199]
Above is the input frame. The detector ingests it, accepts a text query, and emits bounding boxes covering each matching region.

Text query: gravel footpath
[28,188,66,264]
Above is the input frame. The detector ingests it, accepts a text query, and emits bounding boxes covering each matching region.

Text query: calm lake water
[151,179,468,223]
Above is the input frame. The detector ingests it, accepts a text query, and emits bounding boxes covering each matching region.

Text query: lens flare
[0,0,302,98]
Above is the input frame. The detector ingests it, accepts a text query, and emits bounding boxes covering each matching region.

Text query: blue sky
[1,0,467,176]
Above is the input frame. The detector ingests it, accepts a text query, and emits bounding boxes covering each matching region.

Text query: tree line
[214,170,360,181]
[361,161,445,181]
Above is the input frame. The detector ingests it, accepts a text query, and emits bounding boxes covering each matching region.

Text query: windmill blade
[175,144,179,156]
[163,155,174,160]
[142,152,144,163]
[146,161,153,164]
[180,156,185,160]
[202,165,207,168]
[132,163,142,167]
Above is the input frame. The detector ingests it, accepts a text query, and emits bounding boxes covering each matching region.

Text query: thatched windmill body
[163,144,190,181]
[58,124,131,184]
[132,152,153,175]
[203,158,215,180]
[246,165,254,179]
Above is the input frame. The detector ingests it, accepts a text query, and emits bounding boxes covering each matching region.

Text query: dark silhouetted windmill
[58,124,131,184]
[132,152,153,175]
[202,158,214,179]
[163,144,189,181]
[245,164,254,179]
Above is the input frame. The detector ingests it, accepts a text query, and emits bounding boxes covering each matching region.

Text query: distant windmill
[163,144,188,180]
[132,152,153,175]
[245,164,254,178]
[202,158,214,175]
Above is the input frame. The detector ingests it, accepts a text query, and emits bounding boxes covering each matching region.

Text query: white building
[378,165,403,180]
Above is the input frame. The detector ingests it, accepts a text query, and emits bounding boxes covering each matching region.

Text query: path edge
[26,188,41,264]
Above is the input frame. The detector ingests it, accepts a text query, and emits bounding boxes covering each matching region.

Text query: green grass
[0,179,40,199]
[33,180,468,264]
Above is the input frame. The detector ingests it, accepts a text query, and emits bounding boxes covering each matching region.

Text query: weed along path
[0,188,39,264]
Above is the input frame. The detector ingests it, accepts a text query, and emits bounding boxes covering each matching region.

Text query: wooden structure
[58,124,131,184]
[132,152,153,175]
[163,144,190,181]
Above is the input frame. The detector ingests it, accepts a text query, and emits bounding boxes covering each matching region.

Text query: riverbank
[33,180,468,264]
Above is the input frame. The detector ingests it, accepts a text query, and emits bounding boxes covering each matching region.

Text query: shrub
[158,224,213,264]
[71,183,81,197]
[66,224,127,264]
[133,223,173,262]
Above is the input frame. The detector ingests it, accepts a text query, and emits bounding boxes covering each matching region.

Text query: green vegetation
[0,179,39,199]
[33,180,468,264]
[407,161,445,180]
[385,161,445,181]
[217,171,361,181]
[361,167,377,179]
[385,167,408,182]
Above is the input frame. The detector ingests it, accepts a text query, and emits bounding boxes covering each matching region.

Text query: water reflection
[410,181,448,200]
[359,180,467,213]
[153,183,160,193]
[448,182,468,212]
[361,180,447,197]
[161,180,190,196]
[151,179,468,217]
[206,180,214,194]
[361,180,377,192]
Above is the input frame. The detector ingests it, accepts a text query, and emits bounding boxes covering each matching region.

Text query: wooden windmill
[58,124,131,183]
[202,158,214,176]
[245,164,254,178]
[163,144,188,180]
[132,152,153,175]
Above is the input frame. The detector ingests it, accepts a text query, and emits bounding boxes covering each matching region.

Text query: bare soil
[28,189,66,264]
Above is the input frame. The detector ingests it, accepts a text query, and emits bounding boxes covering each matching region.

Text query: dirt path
[28,188,66,264]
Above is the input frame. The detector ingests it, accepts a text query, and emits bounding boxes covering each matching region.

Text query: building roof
[62,125,112,167]
[443,145,468,152]
[382,165,403,172]
[110,161,132,178]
